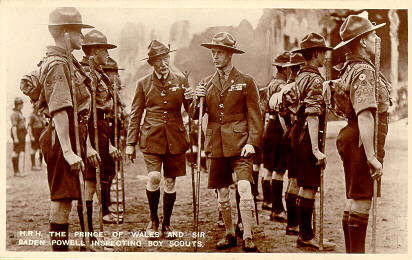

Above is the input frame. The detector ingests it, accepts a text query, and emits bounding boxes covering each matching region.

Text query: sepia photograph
[1,1,409,259]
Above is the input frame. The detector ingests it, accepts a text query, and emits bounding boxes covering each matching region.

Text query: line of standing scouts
[20,7,390,253]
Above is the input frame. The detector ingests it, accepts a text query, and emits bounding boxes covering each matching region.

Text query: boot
[49,222,69,251]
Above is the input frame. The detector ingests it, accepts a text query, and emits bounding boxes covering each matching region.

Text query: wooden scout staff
[89,56,105,232]
[372,36,381,254]
[64,33,91,251]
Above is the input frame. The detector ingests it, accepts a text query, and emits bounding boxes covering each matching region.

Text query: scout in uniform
[80,29,122,227]
[37,7,100,251]
[331,13,389,253]
[126,40,194,238]
[10,97,27,177]
[262,51,291,220]
[27,105,46,170]
[280,52,306,235]
[102,57,126,215]
[282,33,335,250]
[194,32,263,252]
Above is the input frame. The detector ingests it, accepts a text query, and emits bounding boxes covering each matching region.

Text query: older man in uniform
[80,29,122,228]
[194,32,263,252]
[126,40,193,238]
[36,7,99,251]
[280,33,335,250]
[10,97,27,177]
[331,13,389,253]
[262,51,291,220]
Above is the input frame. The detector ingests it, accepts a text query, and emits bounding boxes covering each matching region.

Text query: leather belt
[209,113,246,124]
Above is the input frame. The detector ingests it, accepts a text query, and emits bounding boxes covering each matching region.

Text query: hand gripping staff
[64,33,91,251]
[89,57,105,233]
[372,36,381,254]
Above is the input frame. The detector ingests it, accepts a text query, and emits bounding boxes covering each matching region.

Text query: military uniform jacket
[195,67,263,158]
[127,71,190,154]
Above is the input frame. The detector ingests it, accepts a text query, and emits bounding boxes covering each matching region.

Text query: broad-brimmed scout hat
[14,97,23,108]
[334,13,386,50]
[82,29,117,49]
[292,33,332,53]
[283,53,306,67]
[201,32,245,54]
[49,7,93,28]
[272,51,291,66]
[102,57,125,71]
[142,40,177,61]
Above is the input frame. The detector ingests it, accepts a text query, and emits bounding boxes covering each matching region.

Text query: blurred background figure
[27,105,46,171]
[10,97,27,177]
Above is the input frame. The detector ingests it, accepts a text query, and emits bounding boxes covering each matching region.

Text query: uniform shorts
[143,151,186,178]
[85,118,113,182]
[337,123,382,199]
[40,119,87,201]
[12,129,26,153]
[207,156,254,189]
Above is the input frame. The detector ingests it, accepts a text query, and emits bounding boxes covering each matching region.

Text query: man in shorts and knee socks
[126,40,194,238]
[193,32,263,252]
[11,97,27,177]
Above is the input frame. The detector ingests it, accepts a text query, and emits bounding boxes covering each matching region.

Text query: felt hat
[201,32,245,54]
[82,29,117,49]
[49,7,93,28]
[334,13,386,50]
[283,53,306,67]
[272,51,291,66]
[292,33,332,53]
[142,40,176,61]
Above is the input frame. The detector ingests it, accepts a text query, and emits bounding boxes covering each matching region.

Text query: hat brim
[282,61,305,67]
[201,43,245,54]
[102,66,125,71]
[82,43,117,49]
[333,23,386,50]
[272,62,289,67]
[49,23,94,29]
[291,46,333,53]
[141,49,177,61]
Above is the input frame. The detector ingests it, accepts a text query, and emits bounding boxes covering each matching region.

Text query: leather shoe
[269,211,287,223]
[242,237,258,252]
[161,225,178,240]
[103,214,123,224]
[297,236,335,251]
[262,202,272,211]
[146,220,160,240]
[286,226,299,236]
[216,234,237,250]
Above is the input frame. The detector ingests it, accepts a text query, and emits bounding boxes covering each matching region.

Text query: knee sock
[348,211,369,253]
[146,189,160,222]
[100,181,110,216]
[297,196,315,241]
[219,200,234,236]
[342,211,350,253]
[262,180,271,205]
[31,153,36,167]
[285,193,298,227]
[235,188,242,225]
[49,222,69,251]
[271,180,285,213]
[251,170,259,197]
[12,156,19,173]
[77,201,94,233]
[239,199,254,240]
[163,192,176,227]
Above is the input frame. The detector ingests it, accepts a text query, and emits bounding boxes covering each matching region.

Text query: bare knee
[351,199,372,214]
[272,171,285,181]
[217,187,230,203]
[298,187,317,199]
[84,180,96,200]
[146,171,161,191]
[237,180,253,200]
[287,178,299,194]
[164,177,176,193]
[50,200,72,223]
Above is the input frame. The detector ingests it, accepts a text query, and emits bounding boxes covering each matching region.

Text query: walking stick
[89,56,105,232]
[372,36,381,254]
[64,33,90,251]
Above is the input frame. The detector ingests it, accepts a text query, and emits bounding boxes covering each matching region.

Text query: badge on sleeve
[359,74,366,81]
[315,79,320,84]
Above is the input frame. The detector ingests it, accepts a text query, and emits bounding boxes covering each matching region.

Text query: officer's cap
[49,7,93,28]
[334,12,386,50]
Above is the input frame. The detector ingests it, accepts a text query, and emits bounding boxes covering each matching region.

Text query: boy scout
[37,7,99,251]
[80,29,122,228]
[262,51,291,221]
[28,105,46,170]
[126,40,194,238]
[331,13,389,253]
[194,32,263,252]
[10,97,27,177]
[283,33,335,250]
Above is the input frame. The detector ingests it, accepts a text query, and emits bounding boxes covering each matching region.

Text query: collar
[154,70,169,80]
[218,64,233,78]
[46,45,67,58]
[299,64,321,76]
